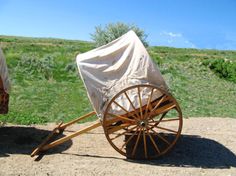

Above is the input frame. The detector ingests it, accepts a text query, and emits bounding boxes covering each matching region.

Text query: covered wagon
[32,31,183,159]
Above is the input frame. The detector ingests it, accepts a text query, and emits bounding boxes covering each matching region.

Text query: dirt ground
[0,117,236,176]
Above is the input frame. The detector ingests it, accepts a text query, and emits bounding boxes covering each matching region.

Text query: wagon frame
[31,84,182,159]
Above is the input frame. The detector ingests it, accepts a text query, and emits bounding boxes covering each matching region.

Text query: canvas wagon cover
[76,30,167,117]
[0,48,10,94]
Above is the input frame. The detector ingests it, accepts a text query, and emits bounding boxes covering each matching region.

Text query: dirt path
[0,118,236,176]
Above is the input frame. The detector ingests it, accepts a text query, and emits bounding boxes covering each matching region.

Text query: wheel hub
[138,120,148,128]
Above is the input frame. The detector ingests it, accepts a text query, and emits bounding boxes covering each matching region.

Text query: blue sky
[0,0,236,50]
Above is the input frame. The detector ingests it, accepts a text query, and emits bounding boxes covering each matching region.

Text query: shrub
[65,62,77,72]
[202,59,236,83]
[91,22,148,47]
[16,55,54,80]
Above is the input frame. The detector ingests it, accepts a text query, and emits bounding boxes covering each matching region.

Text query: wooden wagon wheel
[103,84,182,159]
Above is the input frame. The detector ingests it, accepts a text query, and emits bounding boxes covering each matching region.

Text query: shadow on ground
[126,134,236,168]
[0,126,72,158]
[1,126,235,169]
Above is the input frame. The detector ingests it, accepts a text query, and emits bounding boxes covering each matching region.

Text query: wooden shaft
[41,121,101,151]
[31,122,63,157]
[60,111,96,129]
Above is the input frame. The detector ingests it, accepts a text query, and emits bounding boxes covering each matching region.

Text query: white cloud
[160,31,182,38]
[184,40,196,48]
[157,31,197,48]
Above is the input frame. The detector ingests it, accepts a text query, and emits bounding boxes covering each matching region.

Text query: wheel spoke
[149,128,170,145]
[132,130,142,157]
[146,95,166,119]
[156,104,176,116]
[149,118,179,123]
[124,92,141,119]
[144,88,154,119]
[113,100,139,121]
[107,123,131,134]
[120,127,139,151]
[105,117,122,126]
[107,113,136,123]
[151,124,178,134]
[146,130,160,154]
[111,125,138,141]
[149,111,167,126]
[143,130,148,158]
[137,87,143,119]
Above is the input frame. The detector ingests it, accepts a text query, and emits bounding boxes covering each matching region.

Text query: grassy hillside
[0,35,236,124]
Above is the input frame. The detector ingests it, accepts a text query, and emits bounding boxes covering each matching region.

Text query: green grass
[149,47,236,117]
[0,36,236,125]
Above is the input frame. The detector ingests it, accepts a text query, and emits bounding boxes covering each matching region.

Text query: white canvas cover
[76,30,168,117]
[0,48,10,93]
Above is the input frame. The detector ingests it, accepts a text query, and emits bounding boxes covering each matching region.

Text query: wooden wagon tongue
[31,111,102,157]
